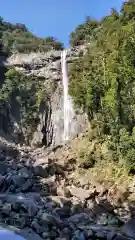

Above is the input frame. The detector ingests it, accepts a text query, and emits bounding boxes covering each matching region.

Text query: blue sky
[1,0,124,47]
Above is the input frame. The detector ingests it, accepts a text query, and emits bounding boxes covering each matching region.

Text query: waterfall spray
[61,49,73,141]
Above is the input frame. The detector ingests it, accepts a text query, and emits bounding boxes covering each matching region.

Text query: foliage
[78,148,96,168]
[0,68,53,142]
[0,17,63,54]
[70,16,99,46]
[69,0,135,168]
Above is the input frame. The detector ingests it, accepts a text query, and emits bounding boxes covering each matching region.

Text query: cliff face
[5,46,85,79]
[1,46,87,147]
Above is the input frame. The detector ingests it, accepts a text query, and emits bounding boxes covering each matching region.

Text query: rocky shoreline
[0,138,134,240]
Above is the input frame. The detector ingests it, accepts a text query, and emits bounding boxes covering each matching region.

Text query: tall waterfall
[61,49,74,141]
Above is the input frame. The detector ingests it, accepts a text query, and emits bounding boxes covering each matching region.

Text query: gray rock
[33,157,49,167]
[122,218,135,238]
[50,229,58,238]
[108,215,119,225]
[70,186,93,201]
[11,201,21,212]
[21,202,38,217]
[73,230,81,239]
[31,219,43,234]
[42,232,51,239]
[60,228,72,239]
[95,230,106,239]
[34,165,48,178]
[57,186,71,198]
[21,179,33,192]
[83,229,93,238]
[47,163,56,175]
[107,231,117,240]
[11,175,26,188]
[47,181,57,195]
[18,167,33,179]
[97,213,118,226]
[0,163,9,175]
[19,227,43,240]
[2,203,12,215]
[37,212,63,229]
[96,197,114,212]
[114,207,131,223]
[9,213,27,229]
[0,199,3,208]
[0,174,5,189]
[114,235,129,240]
[55,238,68,240]
[0,153,5,161]
[68,213,93,225]
[78,232,85,240]
[31,131,43,148]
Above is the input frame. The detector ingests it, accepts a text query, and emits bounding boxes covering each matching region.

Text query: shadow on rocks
[0,143,134,240]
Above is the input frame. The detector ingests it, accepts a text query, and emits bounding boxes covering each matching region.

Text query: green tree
[69,0,135,167]
[70,16,98,46]
[0,17,63,54]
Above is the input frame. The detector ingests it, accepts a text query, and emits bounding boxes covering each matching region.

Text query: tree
[70,16,98,46]
[69,0,135,167]
[0,17,63,54]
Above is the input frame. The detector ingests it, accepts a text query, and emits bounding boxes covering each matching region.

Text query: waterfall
[61,49,73,141]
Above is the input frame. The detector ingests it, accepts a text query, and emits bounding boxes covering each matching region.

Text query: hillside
[0,16,63,54]
[69,0,135,172]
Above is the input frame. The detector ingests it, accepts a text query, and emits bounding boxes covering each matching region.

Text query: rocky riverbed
[0,138,134,240]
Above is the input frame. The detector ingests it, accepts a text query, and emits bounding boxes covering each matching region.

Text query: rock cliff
[5,46,85,78]
[0,46,87,147]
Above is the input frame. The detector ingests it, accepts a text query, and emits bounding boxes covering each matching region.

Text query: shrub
[0,68,54,143]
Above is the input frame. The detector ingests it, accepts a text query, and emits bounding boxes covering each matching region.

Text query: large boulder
[122,218,135,238]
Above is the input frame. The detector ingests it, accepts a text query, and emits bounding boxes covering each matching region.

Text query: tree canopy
[0,17,63,54]
[69,0,135,168]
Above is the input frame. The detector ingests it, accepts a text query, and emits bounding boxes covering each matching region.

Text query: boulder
[0,174,5,189]
[68,213,93,226]
[0,163,9,175]
[107,231,117,240]
[19,227,43,240]
[70,186,95,201]
[2,203,12,216]
[60,227,72,239]
[34,165,48,178]
[37,212,63,229]
[96,213,119,226]
[114,235,129,240]
[21,202,38,217]
[57,186,71,198]
[95,230,106,239]
[8,213,28,229]
[31,131,43,148]
[31,219,44,234]
[122,218,135,238]
[21,179,33,192]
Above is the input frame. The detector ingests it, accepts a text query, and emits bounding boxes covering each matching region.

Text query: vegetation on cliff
[0,16,63,54]
[69,0,135,170]
[0,16,62,144]
[0,68,57,144]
